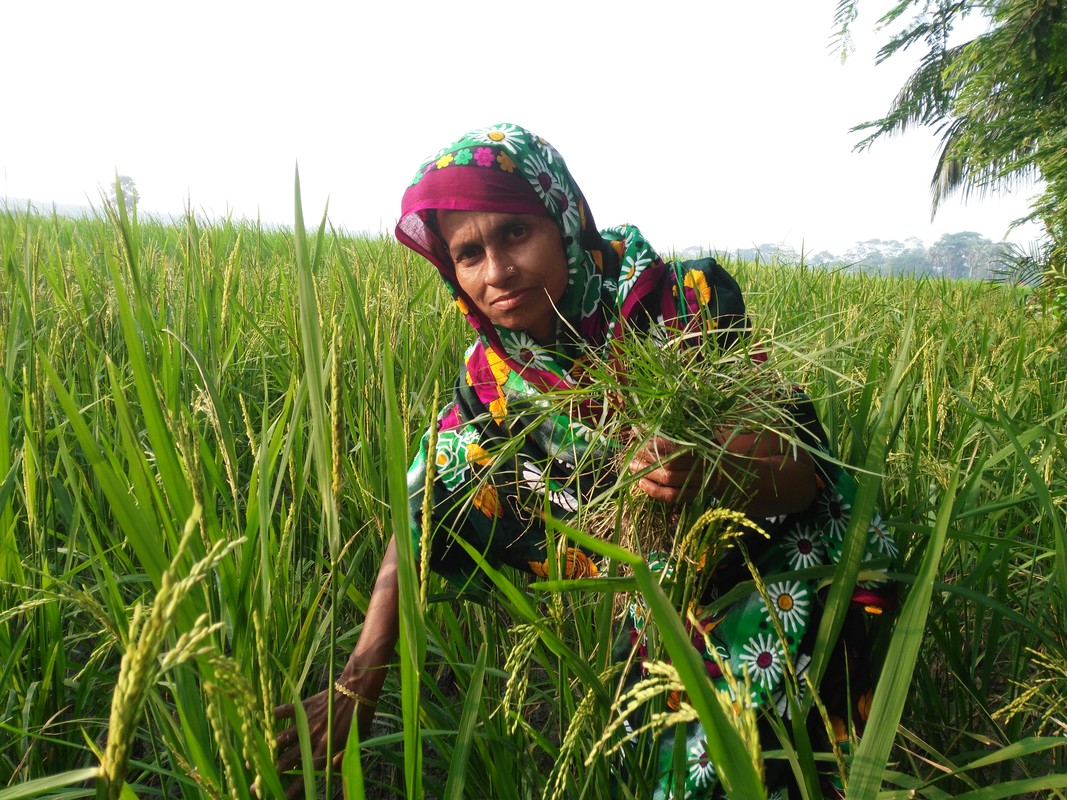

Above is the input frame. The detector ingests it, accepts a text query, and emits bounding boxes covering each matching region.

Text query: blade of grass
[847,468,959,798]
[807,315,916,690]
[381,340,425,798]
[442,641,488,800]
[0,767,101,799]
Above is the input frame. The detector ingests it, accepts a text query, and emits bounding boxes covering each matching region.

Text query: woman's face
[438,210,569,345]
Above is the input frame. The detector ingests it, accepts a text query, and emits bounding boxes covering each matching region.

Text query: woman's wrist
[334,681,377,707]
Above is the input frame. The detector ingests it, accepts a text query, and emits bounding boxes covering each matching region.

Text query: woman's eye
[508,224,527,240]
[455,248,480,265]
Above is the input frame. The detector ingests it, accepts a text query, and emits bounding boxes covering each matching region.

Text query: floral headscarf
[395,122,695,391]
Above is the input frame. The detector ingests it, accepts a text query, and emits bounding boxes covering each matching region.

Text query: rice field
[0,196,1064,799]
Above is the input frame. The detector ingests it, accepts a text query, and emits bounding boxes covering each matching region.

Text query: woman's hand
[272,537,400,798]
[629,430,818,516]
[273,680,375,798]
[628,436,706,504]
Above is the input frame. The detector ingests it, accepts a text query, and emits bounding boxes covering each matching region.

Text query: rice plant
[0,198,1064,799]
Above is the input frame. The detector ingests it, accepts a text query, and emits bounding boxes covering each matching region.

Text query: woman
[275,123,894,797]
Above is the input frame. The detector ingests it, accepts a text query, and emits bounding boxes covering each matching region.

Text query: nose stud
[507,266,515,273]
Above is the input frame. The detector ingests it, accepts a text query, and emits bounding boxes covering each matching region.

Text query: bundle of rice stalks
[574,324,807,571]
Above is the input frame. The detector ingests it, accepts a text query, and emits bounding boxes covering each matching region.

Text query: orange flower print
[485,348,511,386]
[564,548,599,578]
[496,152,516,172]
[455,296,469,315]
[684,269,712,306]
[472,483,502,519]
[488,394,507,422]
[527,548,598,579]
[858,689,873,721]
[466,442,493,466]
[830,715,849,744]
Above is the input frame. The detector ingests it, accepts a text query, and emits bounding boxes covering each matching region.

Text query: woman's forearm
[339,536,400,698]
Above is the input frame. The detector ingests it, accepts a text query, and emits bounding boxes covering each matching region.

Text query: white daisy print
[617,252,653,299]
[783,526,826,570]
[520,460,579,513]
[470,123,525,154]
[628,598,649,636]
[501,331,552,371]
[739,633,785,689]
[533,135,557,164]
[774,652,810,719]
[687,738,717,788]
[766,580,811,634]
[867,513,898,558]
[725,682,761,710]
[522,153,567,214]
[820,491,852,540]
[557,185,581,236]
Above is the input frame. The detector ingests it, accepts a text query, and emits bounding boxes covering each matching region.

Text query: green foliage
[837,0,1067,250]
[994,239,1067,327]
[0,207,1065,797]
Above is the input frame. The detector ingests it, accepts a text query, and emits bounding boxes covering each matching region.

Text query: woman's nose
[483,249,511,284]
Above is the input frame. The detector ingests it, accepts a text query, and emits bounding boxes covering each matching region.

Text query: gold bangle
[334,682,377,708]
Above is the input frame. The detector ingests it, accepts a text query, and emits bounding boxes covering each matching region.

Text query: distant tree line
[809,231,1011,279]
[726,231,1012,280]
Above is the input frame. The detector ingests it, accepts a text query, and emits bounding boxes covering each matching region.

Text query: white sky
[2,0,1045,254]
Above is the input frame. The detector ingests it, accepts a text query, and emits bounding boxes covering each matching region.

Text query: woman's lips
[491,289,534,311]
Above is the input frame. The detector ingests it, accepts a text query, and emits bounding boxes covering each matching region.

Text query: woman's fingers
[631,461,698,487]
[629,438,705,503]
[273,664,387,796]
[273,702,294,719]
[636,476,680,503]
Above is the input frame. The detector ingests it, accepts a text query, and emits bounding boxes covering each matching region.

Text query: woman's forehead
[438,210,549,243]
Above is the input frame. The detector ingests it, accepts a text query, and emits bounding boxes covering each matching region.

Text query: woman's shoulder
[668,255,747,322]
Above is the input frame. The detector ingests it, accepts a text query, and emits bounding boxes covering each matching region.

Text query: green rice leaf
[0,768,100,799]
[442,641,488,800]
[847,468,958,798]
